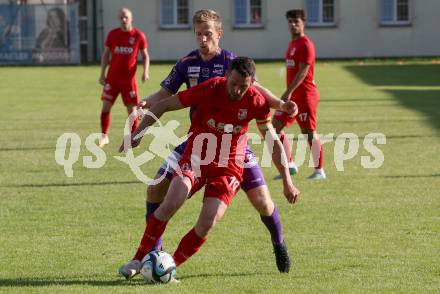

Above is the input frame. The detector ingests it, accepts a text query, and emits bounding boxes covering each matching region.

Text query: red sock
[280,132,293,162]
[173,228,207,267]
[132,214,168,261]
[308,137,323,169]
[100,111,110,135]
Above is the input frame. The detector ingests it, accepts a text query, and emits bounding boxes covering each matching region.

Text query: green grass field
[0,60,439,293]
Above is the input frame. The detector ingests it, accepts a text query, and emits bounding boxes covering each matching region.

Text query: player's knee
[101,101,112,113]
[195,217,216,237]
[246,187,274,216]
[147,179,169,203]
[254,196,274,216]
[156,200,180,220]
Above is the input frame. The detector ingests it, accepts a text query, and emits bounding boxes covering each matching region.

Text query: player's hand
[142,72,149,83]
[99,75,106,86]
[281,101,298,116]
[283,182,300,204]
[118,135,141,153]
[138,99,151,109]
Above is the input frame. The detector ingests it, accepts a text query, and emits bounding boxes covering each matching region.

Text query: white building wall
[99,0,440,60]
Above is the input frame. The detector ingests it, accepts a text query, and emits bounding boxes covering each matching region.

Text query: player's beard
[228,91,241,101]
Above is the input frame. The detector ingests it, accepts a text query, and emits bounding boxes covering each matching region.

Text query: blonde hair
[119,7,132,17]
[192,9,222,31]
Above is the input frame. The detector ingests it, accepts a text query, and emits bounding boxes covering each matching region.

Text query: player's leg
[301,128,325,180]
[272,113,298,177]
[118,175,192,279]
[296,94,325,180]
[121,79,139,133]
[145,175,170,251]
[99,82,118,147]
[241,161,291,273]
[172,171,237,268]
[172,197,228,267]
[144,142,187,251]
[125,103,138,134]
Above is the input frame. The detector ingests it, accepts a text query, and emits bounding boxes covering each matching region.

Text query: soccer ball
[140,250,177,284]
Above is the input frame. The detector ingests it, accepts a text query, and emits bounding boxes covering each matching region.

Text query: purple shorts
[157,142,266,192]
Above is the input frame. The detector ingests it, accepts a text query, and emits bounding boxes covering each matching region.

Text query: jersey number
[298,112,308,122]
[227,176,240,191]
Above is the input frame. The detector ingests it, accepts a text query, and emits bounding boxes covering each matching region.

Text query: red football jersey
[177,77,271,173]
[285,35,317,95]
[105,28,147,81]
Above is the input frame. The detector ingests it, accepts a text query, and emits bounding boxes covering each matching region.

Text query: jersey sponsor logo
[213,64,224,68]
[212,68,224,75]
[201,68,210,78]
[298,112,308,122]
[207,118,243,134]
[286,59,295,67]
[237,109,248,120]
[188,73,199,78]
[114,46,134,55]
[187,66,200,73]
[129,37,135,45]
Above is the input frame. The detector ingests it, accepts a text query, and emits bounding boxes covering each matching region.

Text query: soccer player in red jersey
[118,10,297,279]
[98,7,150,147]
[273,9,326,180]
[119,57,300,276]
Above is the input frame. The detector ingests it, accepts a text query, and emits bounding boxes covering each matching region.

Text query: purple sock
[146,201,163,251]
[260,206,284,245]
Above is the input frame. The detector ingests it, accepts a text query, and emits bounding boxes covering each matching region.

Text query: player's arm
[138,87,172,109]
[99,47,111,85]
[257,120,300,203]
[119,95,185,152]
[254,82,298,116]
[280,62,310,101]
[141,48,150,82]
[139,58,186,109]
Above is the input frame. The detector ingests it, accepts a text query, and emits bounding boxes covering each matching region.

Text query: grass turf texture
[0,60,439,293]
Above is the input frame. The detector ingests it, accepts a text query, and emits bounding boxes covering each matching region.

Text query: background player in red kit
[273,9,326,180]
[119,57,300,277]
[98,7,150,147]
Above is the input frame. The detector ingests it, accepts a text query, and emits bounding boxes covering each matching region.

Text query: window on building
[380,0,410,25]
[160,0,190,29]
[234,0,264,28]
[305,0,336,26]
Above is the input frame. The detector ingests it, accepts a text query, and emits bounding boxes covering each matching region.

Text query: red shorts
[274,91,319,130]
[101,78,139,106]
[175,159,242,206]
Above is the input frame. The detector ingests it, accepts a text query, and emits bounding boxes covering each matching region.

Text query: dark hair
[285,9,306,21]
[229,57,256,78]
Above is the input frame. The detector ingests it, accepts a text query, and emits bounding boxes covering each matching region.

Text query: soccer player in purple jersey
[118,9,296,279]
